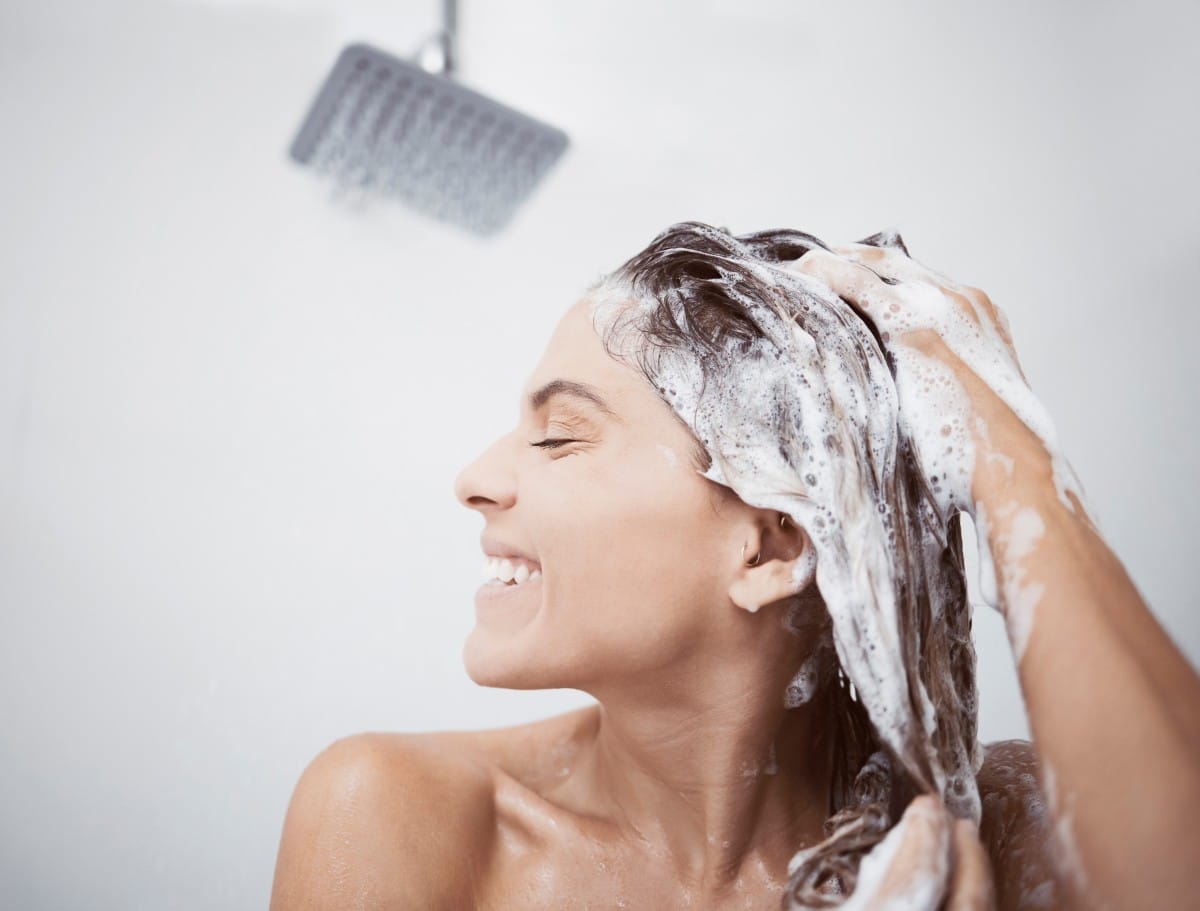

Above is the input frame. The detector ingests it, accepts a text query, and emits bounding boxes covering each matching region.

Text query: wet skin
[269,706,1054,910]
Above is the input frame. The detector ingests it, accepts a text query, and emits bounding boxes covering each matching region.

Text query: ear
[728,517,818,614]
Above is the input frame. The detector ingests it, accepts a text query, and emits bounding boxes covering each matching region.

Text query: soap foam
[784,646,824,708]
[589,234,974,818]
[984,500,1047,663]
[1043,759,1090,900]
[791,246,1094,643]
[833,798,951,911]
[586,223,1089,905]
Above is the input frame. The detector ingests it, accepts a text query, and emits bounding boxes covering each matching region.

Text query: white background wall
[1,1,1196,908]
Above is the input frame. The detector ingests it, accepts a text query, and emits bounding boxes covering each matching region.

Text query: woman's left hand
[787,241,1062,516]
[847,794,996,911]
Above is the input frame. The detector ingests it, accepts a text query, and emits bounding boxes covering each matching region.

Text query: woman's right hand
[787,241,1063,524]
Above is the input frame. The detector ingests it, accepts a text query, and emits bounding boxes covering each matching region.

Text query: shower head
[287,4,569,236]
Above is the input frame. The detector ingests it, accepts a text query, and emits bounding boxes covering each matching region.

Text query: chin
[462,627,557,690]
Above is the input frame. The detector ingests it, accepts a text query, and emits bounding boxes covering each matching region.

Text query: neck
[570,668,834,898]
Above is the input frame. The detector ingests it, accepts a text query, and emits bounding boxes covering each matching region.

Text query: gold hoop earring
[742,542,761,566]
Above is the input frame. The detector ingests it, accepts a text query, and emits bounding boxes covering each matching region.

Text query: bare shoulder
[976,739,1064,911]
[269,731,497,911]
[433,703,599,784]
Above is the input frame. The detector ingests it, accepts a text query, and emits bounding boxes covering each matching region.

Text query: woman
[269,222,1200,910]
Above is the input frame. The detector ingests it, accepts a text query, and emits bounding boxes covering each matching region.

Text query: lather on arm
[792,241,1200,910]
[968,414,1200,908]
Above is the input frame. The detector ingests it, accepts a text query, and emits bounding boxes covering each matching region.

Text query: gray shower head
[287,3,569,236]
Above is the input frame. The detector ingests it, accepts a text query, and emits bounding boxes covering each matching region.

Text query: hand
[786,241,1059,518]
[844,795,995,911]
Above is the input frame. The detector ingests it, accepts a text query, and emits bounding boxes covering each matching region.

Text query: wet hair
[585,221,979,908]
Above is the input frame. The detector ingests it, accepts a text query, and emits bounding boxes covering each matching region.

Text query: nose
[454,431,518,513]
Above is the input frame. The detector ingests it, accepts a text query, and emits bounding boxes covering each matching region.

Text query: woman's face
[454,298,783,695]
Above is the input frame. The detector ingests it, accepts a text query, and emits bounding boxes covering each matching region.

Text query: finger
[959,287,1006,342]
[831,246,1017,362]
[945,287,1006,344]
[832,241,921,281]
[862,795,953,909]
[944,818,997,911]
[855,229,911,257]
[833,244,972,309]
[830,241,887,263]
[962,289,1025,376]
[831,245,979,324]
[829,242,910,287]
[992,303,1016,352]
[796,250,970,358]
[924,283,1027,386]
[787,248,896,318]
[833,243,979,313]
[796,249,1028,387]
[835,234,969,291]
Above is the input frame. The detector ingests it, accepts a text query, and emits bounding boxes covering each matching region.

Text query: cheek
[656,443,683,471]
[544,451,723,636]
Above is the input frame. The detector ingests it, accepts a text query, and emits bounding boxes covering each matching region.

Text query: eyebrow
[527,379,620,421]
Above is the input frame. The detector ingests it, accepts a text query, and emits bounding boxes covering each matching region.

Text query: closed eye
[530,438,577,450]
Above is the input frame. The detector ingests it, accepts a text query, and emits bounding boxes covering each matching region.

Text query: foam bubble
[589,236,965,817]
[587,229,1090,866]
[1042,759,1089,896]
[833,798,951,911]
[784,649,823,708]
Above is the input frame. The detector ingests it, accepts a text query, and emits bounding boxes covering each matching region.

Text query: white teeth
[481,556,542,585]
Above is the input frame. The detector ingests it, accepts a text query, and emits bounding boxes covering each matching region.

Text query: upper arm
[269,733,495,911]
[977,739,1066,911]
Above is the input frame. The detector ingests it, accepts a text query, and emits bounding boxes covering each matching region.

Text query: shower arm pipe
[443,0,458,75]
[414,0,459,76]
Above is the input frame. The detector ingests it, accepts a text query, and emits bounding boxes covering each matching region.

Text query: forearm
[976,471,1200,909]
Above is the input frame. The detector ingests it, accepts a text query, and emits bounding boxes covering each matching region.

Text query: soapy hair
[585,222,980,908]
